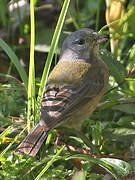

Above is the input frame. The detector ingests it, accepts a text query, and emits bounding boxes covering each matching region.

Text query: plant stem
[27,0,35,132]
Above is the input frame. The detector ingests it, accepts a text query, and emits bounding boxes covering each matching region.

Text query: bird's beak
[96,34,108,43]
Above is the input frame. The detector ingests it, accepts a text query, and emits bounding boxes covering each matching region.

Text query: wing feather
[39,72,104,129]
[39,60,105,129]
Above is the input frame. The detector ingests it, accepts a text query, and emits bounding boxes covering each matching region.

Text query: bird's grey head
[60,28,106,62]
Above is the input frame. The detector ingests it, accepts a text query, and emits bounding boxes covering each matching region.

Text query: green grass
[0,0,135,179]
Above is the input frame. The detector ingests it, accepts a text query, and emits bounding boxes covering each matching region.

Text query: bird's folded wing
[39,75,104,129]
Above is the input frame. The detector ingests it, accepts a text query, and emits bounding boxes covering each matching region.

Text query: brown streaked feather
[14,124,48,156]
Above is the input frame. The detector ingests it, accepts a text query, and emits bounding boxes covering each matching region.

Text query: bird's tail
[14,123,48,156]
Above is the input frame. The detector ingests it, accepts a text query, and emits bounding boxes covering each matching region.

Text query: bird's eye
[74,38,85,45]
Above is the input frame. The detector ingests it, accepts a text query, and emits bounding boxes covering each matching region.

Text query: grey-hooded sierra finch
[15,28,109,156]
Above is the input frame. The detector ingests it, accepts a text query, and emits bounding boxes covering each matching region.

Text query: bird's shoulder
[48,60,92,86]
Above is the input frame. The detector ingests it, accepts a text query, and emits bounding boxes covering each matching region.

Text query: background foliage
[0,0,135,179]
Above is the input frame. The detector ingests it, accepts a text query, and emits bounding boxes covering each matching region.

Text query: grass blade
[37,0,71,113]
[35,146,65,180]
[0,38,28,91]
[0,126,12,140]
[67,154,120,180]
[27,0,36,132]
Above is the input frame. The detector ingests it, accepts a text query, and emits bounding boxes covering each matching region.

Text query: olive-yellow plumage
[48,61,91,85]
[15,28,109,156]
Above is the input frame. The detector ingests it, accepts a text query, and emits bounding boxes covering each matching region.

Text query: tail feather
[14,124,48,157]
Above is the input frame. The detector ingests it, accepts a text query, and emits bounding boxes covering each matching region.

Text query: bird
[14,28,109,157]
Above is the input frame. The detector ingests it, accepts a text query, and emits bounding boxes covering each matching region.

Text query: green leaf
[0,38,28,91]
[0,126,11,141]
[67,154,120,179]
[112,103,135,114]
[35,146,65,180]
[117,116,134,126]
[59,126,100,156]
[100,49,126,84]
[0,127,27,160]
[127,6,135,38]
[72,170,86,180]
[113,127,135,137]
[100,158,133,176]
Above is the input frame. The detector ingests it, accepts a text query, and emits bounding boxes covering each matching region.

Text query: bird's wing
[39,69,105,129]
